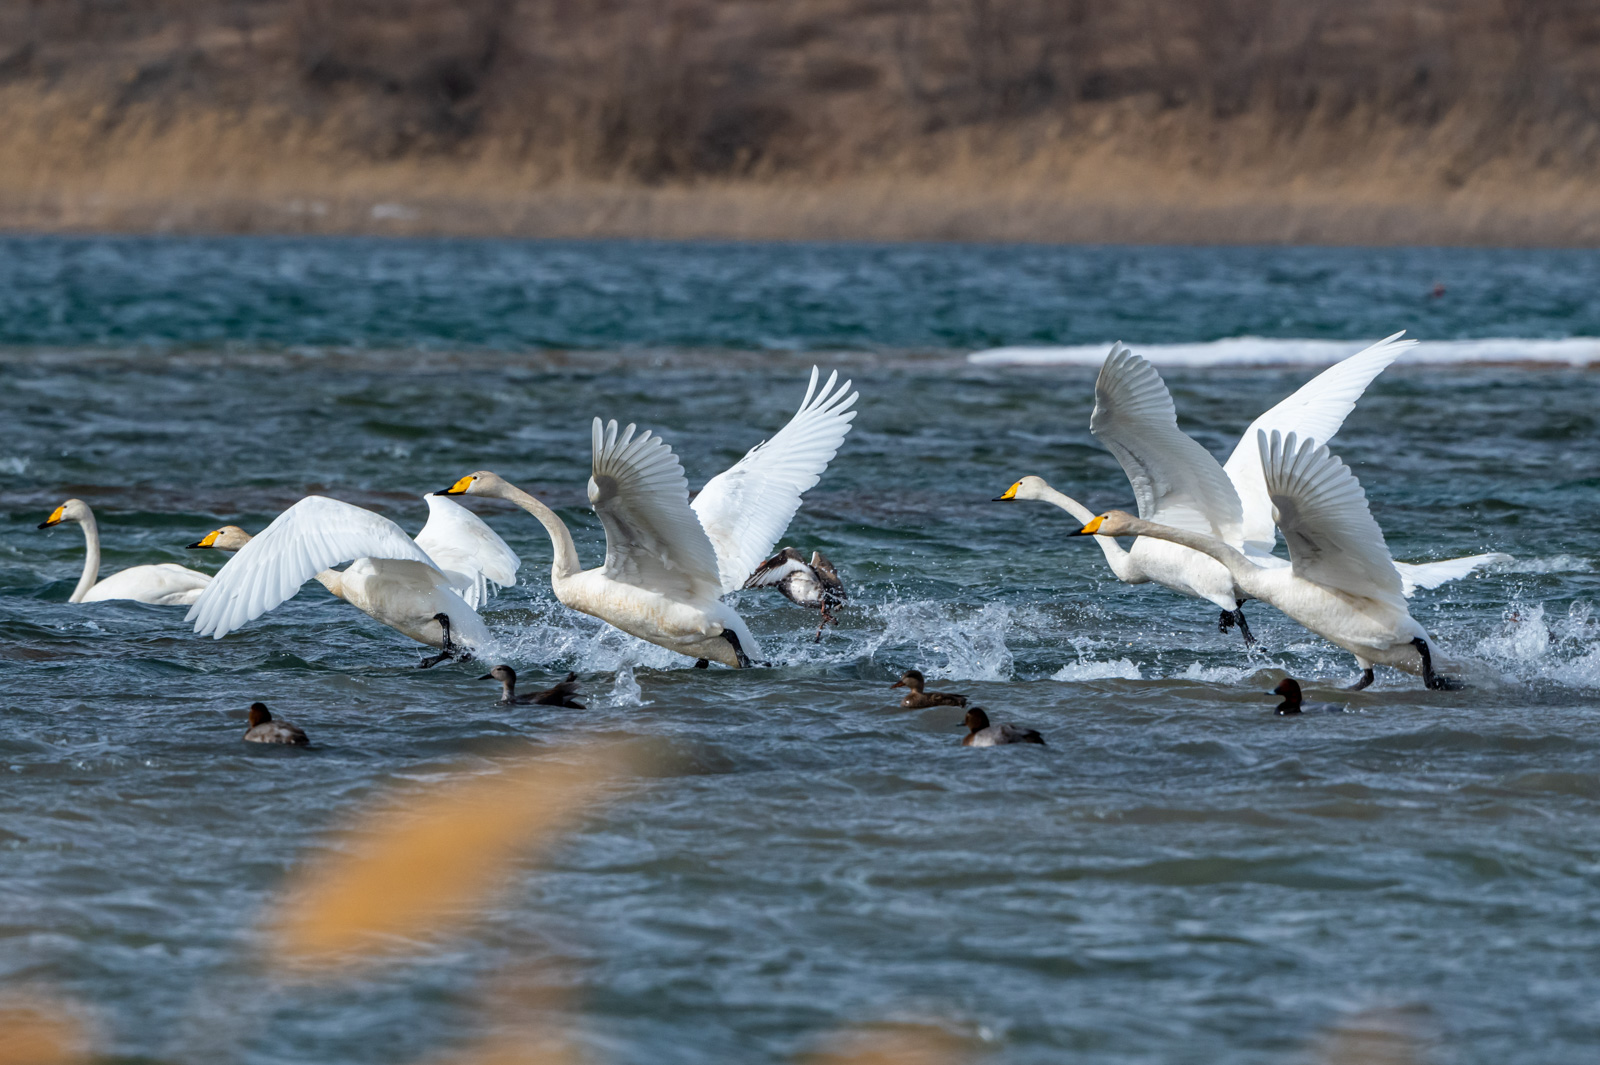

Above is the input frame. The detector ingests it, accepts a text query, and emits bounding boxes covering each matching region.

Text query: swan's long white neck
[70,513,101,603]
[1110,517,1262,596]
[1031,484,1137,581]
[484,481,582,585]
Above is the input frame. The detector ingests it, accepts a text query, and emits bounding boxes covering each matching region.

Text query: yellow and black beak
[439,475,474,496]
[188,530,222,550]
[37,505,65,530]
[992,482,1021,502]
[1070,515,1107,537]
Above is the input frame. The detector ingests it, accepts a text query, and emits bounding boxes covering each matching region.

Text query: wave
[968,336,1600,368]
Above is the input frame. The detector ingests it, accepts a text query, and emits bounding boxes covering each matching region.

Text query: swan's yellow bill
[194,530,221,548]
[442,476,475,495]
[1075,515,1106,536]
[996,482,1021,501]
[41,505,64,527]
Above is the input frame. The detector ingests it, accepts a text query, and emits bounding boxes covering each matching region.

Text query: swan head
[964,707,991,732]
[189,525,251,551]
[439,471,505,498]
[992,476,1051,502]
[479,664,517,684]
[891,669,925,691]
[247,702,273,728]
[1071,510,1138,538]
[37,499,91,529]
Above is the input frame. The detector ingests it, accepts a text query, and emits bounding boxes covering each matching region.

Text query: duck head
[479,664,517,684]
[964,707,992,732]
[247,702,273,728]
[892,669,926,692]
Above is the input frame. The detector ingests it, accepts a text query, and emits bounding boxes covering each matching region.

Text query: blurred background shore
[2,0,1598,245]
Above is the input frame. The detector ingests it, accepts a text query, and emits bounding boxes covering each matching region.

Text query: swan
[995,335,1507,643]
[440,367,858,668]
[37,499,212,606]
[1072,430,1460,690]
[186,494,519,667]
[742,547,847,640]
[243,702,309,746]
[961,708,1046,747]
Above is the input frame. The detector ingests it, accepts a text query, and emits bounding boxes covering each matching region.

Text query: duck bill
[477,673,495,681]
[890,680,906,689]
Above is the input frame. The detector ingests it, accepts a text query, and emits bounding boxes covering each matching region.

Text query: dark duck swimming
[961,708,1046,747]
[243,703,309,746]
[743,547,847,641]
[1268,678,1346,716]
[480,665,586,708]
[891,669,968,709]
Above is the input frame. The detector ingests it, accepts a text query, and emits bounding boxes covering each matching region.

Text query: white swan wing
[1260,430,1406,605]
[1224,331,1414,554]
[1090,343,1243,540]
[590,418,724,601]
[82,564,211,606]
[414,493,522,610]
[692,366,859,592]
[187,496,441,639]
[1394,552,1512,597]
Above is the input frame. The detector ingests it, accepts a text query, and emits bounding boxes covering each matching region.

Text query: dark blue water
[2,237,1599,1065]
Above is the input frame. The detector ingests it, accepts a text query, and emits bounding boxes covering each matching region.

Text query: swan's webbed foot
[419,612,459,670]
[1413,637,1463,691]
[723,630,754,669]
[1346,668,1375,692]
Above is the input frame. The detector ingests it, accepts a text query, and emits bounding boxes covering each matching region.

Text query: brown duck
[243,703,309,746]
[480,665,585,708]
[891,669,968,709]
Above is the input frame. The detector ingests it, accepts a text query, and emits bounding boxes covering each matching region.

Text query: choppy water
[3,237,1599,1064]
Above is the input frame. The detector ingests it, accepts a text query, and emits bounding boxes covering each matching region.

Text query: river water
[2,237,1598,1064]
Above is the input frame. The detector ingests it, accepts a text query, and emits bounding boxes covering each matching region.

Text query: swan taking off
[1073,430,1463,690]
[38,499,212,606]
[186,494,519,667]
[441,366,858,668]
[996,335,1507,643]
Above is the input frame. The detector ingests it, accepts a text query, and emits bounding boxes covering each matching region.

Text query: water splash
[1472,600,1600,689]
[856,599,1016,681]
[606,664,647,708]
[1051,636,1143,681]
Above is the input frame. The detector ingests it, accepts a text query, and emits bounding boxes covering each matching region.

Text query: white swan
[37,499,212,606]
[186,494,519,666]
[440,367,858,668]
[1073,430,1459,690]
[995,335,1507,642]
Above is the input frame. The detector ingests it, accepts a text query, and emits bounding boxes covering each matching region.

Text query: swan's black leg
[1347,668,1375,692]
[1218,610,1235,634]
[1412,637,1462,690]
[419,612,456,669]
[1233,607,1256,648]
[723,629,754,669]
[694,658,710,669]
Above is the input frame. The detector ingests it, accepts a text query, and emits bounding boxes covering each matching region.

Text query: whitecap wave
[1471,600,1600,689]
[969,336,1600,368]
[1052,657,1143,681]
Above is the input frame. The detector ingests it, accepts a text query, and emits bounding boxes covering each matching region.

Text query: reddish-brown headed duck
[961,708,1045,747]
[243,703,309,746]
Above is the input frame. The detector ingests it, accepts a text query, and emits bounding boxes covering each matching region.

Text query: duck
[961,707,1046,747]
[1073,430,1463,691]
[37,499,212,606]
[243,702,309,746]
[479,665,585,708]
[994,335,1508,645]
[742,547,847,641]
[1268,678,1346,716]
[892,669,968,708]
[440,366,858,668]
[185,494,519,668]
